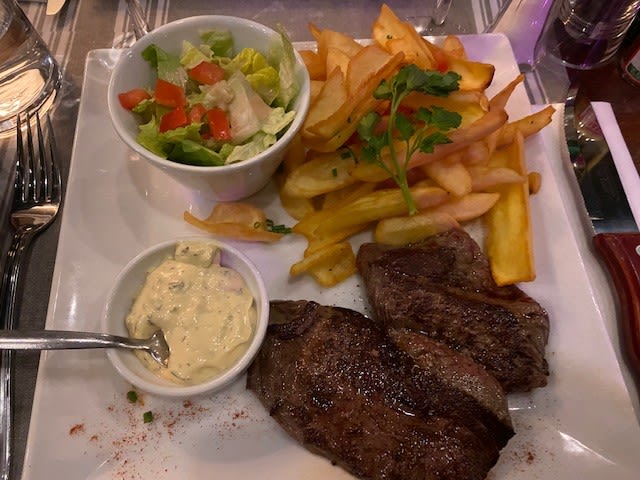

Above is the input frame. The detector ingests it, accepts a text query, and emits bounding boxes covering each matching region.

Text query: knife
[564,85,640,379]
[46,0,65,15]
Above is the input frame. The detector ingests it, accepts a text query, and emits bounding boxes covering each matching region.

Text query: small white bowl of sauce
[101,237,269,398]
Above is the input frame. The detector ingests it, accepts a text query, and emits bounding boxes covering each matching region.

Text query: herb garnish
[254,219,292,234]
[143,411,154,423]
[357,64,462,215]
[126,390,138,403]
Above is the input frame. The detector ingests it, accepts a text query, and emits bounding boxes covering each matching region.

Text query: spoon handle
[0,330,145,351]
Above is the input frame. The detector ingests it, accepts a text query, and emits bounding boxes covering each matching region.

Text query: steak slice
[247,300,514,480]
[356,228,550,393]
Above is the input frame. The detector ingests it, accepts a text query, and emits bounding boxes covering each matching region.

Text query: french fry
[402,90,489,117]
[305,223,369,255]
[276,174,315,221]
[373,3,496,90]
[385,26,437,70]
[497,105,555,147]
[442,35,467,59]
[429,192,500,222]
[351,109,508,183]
[407,109,508,170]
[316,27,364,63]
[462,141,490,165]
[286,4,555,286]
[310,80,324,103]
[302,67,347,140]
[374,211,459,245]
[308,22,322,42]
[183,204,283,243]
[290,242,357,287]
[423,42,496,91]
[283,148,359,198]
[528,171,542,194]
[326,46,352,76]
[306,46,404,140]
[316,185,449,235]
[422,153,472,196]
[469,166,526,192]
[299,50,325,80]
[282,133,306,175]
[372,4,420,52]
[321,181,376,210]
[292,182,375,238]
[485,131,535,285]
[489,74,524,111]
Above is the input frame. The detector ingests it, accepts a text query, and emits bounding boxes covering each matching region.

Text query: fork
[0,111,61,480]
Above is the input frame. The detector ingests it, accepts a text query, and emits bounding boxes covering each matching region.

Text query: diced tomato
[188,61,225,85]
[433,50,449,73]
[154,79,186,108]
[187,103,207,124]
[206,108,232,141]
[159,106,188,133]
[118,88,150,110]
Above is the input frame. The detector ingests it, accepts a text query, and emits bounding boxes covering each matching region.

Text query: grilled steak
[356,228,550,393]
[247,300,514,480]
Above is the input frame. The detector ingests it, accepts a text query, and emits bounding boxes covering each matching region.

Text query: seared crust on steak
[247,300,514,480]
[356,228,550,393]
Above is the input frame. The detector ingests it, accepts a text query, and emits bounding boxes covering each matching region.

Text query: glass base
[0,57,61,138]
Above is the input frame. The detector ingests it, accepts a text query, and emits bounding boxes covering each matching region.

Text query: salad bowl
[107,15,310,201]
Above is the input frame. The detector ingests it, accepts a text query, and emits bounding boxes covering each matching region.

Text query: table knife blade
[564,85,640,378]
[46,0,65,15]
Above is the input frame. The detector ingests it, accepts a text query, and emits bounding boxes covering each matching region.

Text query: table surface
[1,1,639,479]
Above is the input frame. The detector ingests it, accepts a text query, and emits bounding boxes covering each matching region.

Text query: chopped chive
[143,411,154,423]
[126,390,138,403]
[331,167,338,177]
[265,218,292,234]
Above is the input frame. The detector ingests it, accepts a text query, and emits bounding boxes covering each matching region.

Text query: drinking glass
[534,0,640,70]
[408,0,455,34]
[0,0,61,136]
[487,0,555,70]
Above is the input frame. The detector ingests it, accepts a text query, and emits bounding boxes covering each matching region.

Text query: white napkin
[591,102,640,228]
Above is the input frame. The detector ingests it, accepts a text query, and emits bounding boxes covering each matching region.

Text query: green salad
[117,28,300,166]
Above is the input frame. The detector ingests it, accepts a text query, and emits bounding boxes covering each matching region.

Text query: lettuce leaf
[141,44,188,88]
[168,140,225,166]
[226,71,272,143]
[262,107,296,135]
[225,48,280,105]
[136,118,203,159]
[225,132,276,164]
[180,40,211,70]
[200,29,233,57]
[269,29,300,109]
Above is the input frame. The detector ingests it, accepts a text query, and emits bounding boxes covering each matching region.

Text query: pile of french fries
[278,4,555,287]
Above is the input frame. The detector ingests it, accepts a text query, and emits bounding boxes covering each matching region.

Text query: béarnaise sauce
[125,241,256,385]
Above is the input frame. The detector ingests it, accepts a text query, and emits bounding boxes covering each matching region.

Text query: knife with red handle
[593,233,640,374]
[565,86,640,379]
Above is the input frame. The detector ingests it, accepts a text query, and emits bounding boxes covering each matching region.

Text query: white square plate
[23,35,640,479]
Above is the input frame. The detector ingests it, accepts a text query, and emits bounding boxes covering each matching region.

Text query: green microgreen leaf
[395,112,415,141]
[419,132,453,153]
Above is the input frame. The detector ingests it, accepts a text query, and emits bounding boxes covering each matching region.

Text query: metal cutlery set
[0,112,60,478]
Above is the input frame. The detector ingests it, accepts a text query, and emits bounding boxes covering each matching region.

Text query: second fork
[0,111,61,480]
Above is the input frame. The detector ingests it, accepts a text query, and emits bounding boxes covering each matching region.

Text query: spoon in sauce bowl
[0,329,170,366]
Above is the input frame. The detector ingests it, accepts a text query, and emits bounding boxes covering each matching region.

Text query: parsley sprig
[357,64,462,215]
